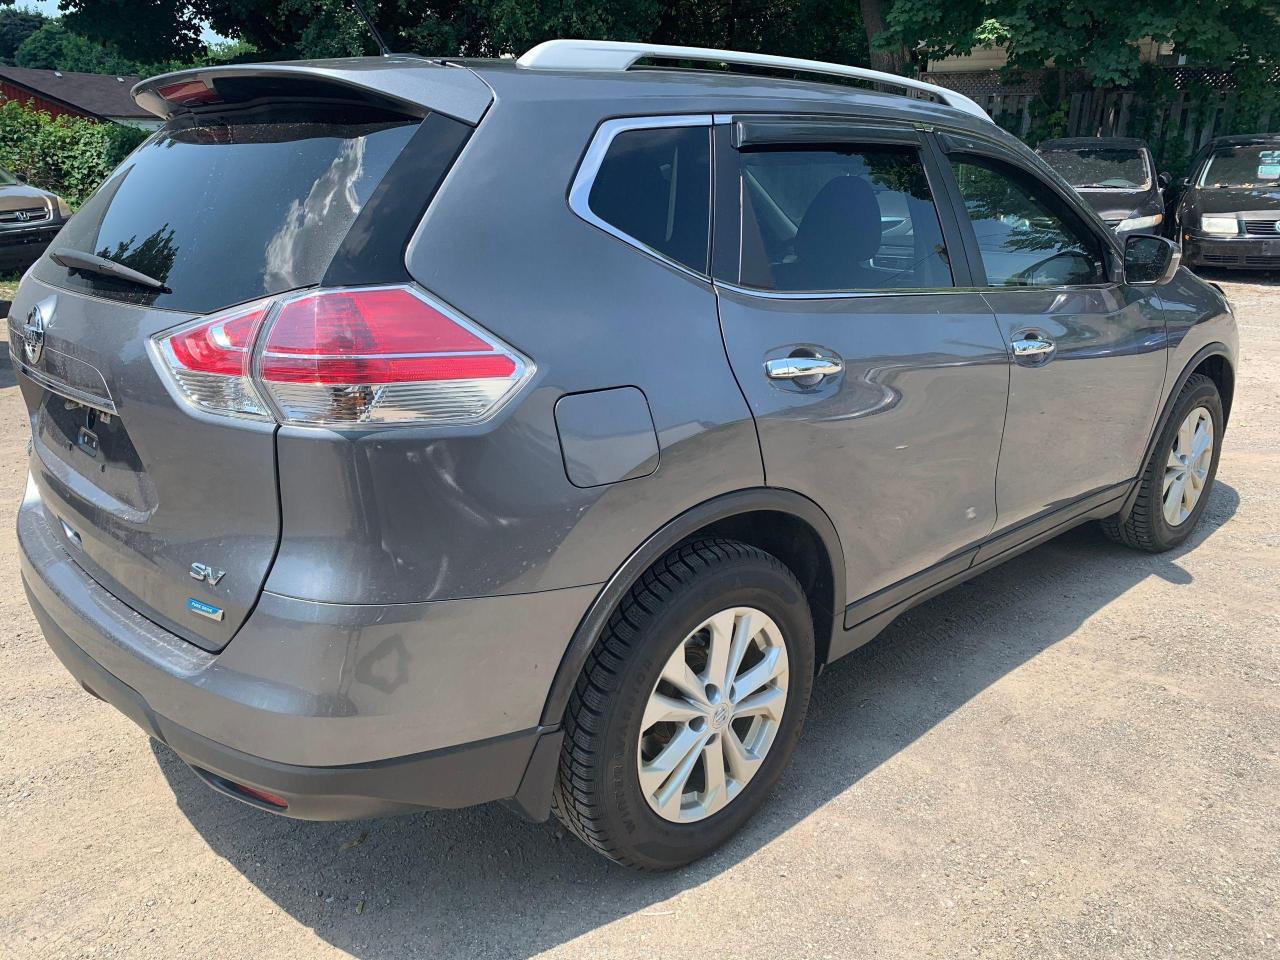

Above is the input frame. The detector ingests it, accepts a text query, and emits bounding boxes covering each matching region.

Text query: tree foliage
[880,0,1280,89]
[41,0,869,66]
[0,6,46,65]
[0,99,147,206]
[15,20,143,72]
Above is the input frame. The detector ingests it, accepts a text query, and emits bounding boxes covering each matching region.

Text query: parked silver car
[10,40,1237,870]
[0,167,68,272]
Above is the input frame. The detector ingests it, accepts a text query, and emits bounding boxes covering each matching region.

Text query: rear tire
[1102,373,1223,552]
[551,538,814,870]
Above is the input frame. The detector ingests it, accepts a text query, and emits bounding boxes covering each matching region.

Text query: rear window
[1039,147,1152,190]
[34,105,420,313]
[585,125,711,274]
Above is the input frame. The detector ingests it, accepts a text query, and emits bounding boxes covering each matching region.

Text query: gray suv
[11,40,1237,870]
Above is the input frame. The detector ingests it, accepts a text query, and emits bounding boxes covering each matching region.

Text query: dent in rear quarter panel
[1156,268,1240,401]
[263,91,762,606]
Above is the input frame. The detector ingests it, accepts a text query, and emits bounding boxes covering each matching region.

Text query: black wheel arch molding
[537,486,846,728]
[1117,341,1234,524]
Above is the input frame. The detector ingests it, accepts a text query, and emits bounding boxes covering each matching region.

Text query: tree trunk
[859,0,907,73]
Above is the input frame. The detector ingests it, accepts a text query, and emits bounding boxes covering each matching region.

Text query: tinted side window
[587,126,711,273]
[950,155,1107,287]
[735,145,953,292]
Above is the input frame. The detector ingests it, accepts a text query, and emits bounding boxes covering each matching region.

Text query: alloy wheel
[1163,406,1214,527]
[636,606,789,823]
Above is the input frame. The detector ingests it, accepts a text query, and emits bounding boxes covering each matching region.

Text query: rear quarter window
[33,105,425,313]
[582,124,711,274]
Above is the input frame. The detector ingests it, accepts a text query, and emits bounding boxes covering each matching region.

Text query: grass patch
[1,272,19,303]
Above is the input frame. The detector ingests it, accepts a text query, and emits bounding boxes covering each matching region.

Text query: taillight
[154,302,272,419]
[155,78,221,106]
[152,286,531,427]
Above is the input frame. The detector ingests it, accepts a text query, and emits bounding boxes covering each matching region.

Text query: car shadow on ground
[0,347,18,391]
[153,483,1239,960]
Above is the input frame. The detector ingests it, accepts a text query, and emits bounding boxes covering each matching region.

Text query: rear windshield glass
[1199,145,1280,188]
[34,105,418,313]
[1038,147,1151,190]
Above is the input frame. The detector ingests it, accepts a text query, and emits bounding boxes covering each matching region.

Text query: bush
[0,99,148,208]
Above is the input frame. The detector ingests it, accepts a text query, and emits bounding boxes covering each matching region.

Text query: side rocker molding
[537,487,846,728]
[1117,342,1232,524]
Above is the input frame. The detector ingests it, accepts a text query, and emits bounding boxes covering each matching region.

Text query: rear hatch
[10,62,488,651]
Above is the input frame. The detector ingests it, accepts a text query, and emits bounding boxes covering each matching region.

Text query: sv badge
[189,562,226,586]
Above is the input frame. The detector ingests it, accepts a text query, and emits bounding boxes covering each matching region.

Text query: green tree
[58,0,207,63]
[879,0,1280,88]
[0,99,147,206]
[32,0,870,66]
[0,6,47,65]
[15,20,142,73]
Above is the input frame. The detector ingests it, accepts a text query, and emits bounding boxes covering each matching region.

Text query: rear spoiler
[132,56,493,126]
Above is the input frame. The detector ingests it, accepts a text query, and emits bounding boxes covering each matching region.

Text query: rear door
[712,118,1010,612]
[10,93,468,651]
[937,138,1168,532]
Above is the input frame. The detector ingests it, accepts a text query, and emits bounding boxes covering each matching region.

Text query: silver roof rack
[516,39,990,121]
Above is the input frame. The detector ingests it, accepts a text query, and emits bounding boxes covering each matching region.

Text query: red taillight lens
[154,302,272,418]
[155,79,221,106]
[153,286,531,427]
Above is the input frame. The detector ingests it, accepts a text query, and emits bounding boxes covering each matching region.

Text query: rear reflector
[152,285,531,427]
[233,782,289,809]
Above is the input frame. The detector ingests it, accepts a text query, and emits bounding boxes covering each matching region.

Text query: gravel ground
[2,274,1277,960]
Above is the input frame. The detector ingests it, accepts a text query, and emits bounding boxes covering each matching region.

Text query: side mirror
[15,172,27,183]
[1157,172,1171,191]
[1124,234,1181,286]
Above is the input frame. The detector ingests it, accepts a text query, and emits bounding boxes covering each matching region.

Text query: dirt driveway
[2,275,1277,960]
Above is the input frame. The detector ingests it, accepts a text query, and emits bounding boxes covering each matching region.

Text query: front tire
[552,539,815,870]
[1102,373,1223,552]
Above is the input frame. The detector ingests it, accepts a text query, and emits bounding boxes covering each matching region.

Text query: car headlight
[1200,215,1239,235]
[1116,213,1163,232]
[56,197,73,219]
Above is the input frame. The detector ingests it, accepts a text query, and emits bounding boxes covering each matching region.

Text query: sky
[13,0,224,44]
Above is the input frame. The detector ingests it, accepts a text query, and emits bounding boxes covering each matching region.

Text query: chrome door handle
[1010,336,1055,362]
[765,356,844,380]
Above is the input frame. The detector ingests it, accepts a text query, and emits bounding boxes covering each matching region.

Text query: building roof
[0,65,151,119]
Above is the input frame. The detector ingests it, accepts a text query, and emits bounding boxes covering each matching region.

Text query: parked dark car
[9,40,1237,870]
[1170,133,1280,271]
[0,168,69,272]
[1036,137,1167,237]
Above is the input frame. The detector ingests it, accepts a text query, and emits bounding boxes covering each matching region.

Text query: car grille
[1242,218,1280,236]
[0,206,50,225]
[1199,251,1280,267]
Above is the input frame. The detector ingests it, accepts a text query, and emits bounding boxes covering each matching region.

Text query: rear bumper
[18,479,589,820]
[1183,235,1280,270]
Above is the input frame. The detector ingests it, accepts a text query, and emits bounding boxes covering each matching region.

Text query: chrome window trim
[715,279,1122,301]
[568,114,715,280]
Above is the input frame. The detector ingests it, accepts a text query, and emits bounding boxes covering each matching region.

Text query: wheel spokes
[722,728,763,783]
[731,646,784,703]
[700,736,728,815]
[637,605,790,824]
[733,684,785,722]
[641,723,706,805]
[660,643,710,708]
[642,691,704,730]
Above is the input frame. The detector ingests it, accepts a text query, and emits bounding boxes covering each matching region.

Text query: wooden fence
[929,66,1278,173]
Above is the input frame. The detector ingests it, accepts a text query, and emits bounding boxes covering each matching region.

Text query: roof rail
[516,39,990,121]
